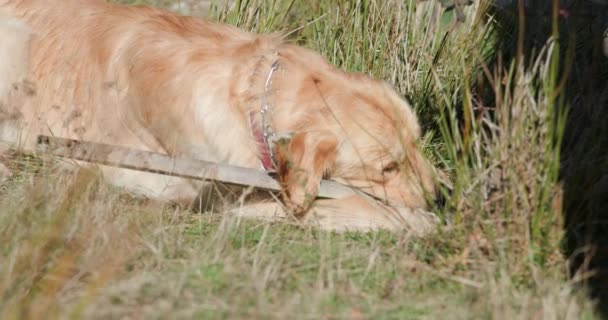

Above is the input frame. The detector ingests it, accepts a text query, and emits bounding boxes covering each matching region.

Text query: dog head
[266,45,442,214]
[323,76,438,209]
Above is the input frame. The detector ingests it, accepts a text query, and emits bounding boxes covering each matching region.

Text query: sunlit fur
[0,0,438,222]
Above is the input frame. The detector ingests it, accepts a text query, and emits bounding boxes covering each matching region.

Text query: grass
[1,0,606,318]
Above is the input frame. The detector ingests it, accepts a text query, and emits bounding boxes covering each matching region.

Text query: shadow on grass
[487,0,608,316]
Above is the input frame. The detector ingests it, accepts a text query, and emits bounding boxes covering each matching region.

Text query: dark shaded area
[488,0,608,316]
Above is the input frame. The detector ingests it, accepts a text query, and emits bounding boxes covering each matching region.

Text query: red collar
[249,110,275,171]
[248,60,281,171]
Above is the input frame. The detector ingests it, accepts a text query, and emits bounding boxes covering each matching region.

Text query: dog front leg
[274,131,337,218]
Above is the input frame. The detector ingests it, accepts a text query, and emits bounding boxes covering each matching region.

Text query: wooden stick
[35,135,359,199]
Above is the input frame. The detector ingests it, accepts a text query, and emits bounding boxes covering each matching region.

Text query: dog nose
[433,184,451,209]
[433,170,452,209]
[434,189,446,208]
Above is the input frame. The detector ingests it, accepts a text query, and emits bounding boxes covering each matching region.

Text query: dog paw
[273,131,337,218]
[282,181,317,217]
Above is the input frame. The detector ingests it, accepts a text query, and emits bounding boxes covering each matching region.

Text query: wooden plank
[35,135,359,199]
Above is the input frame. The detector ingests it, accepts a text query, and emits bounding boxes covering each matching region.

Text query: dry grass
[0,165,595,319]
[0,0,605,318]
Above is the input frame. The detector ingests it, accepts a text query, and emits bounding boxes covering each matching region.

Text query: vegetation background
[0,0,606,319]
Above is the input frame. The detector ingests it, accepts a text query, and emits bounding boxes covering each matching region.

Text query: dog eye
[382,162,399,176]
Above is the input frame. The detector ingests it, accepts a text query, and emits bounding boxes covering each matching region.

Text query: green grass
[1,0,605,318]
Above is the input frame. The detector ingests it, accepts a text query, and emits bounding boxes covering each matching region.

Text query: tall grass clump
[0,167,142,319]
[211,0,568,276]
[0,0,602,318]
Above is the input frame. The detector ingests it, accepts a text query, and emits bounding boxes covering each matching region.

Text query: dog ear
[274,130,337,217]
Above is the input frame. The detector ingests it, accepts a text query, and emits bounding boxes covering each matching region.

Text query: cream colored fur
[0,0,440,232]
[0,13,30,146]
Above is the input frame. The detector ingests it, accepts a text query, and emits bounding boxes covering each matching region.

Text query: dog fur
[0,0,440,232]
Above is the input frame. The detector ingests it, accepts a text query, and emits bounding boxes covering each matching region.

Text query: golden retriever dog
[0,0,442,232]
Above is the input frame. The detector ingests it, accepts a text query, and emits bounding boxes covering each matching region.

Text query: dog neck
[247,53,294,171]
[249,58,279,171]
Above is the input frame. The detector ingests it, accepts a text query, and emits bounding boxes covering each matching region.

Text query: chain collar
[249,59,289,171]
[260,60,280,144]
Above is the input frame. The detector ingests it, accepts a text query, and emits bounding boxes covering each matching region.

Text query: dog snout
[433,183,451,209]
